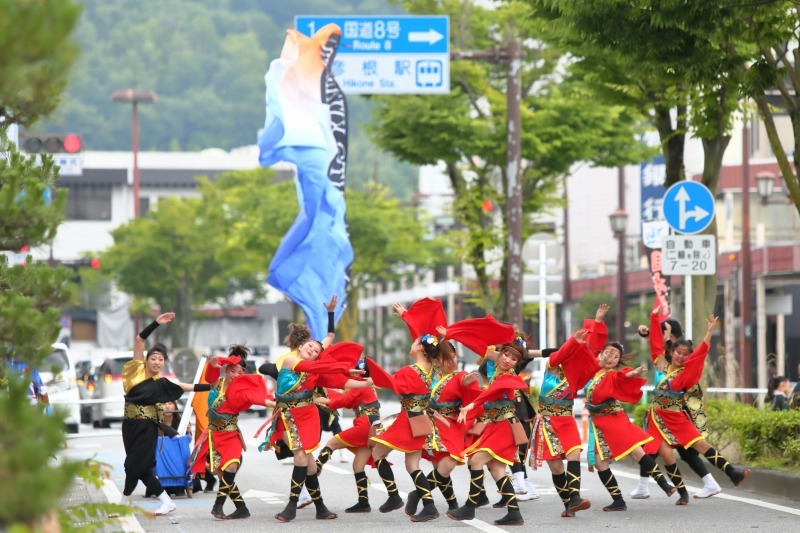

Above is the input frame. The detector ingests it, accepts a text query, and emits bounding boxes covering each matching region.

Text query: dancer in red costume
[402,324,485,516]
[313,363,404,514]
[369,305,443,523]
[529,304,610,518]
[643,314,751,499]
[576,334,677,511]
[190,346,275,519]
[263,338,374,523]
[448,343,528,526]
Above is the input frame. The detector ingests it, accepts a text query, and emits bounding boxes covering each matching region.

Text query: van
[43,343,81,433]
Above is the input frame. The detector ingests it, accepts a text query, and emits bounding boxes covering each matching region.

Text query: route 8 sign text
[661,235,716,275]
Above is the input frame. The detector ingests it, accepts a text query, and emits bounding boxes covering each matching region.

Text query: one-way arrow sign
[663,181,716,234]
[408,28,444,45]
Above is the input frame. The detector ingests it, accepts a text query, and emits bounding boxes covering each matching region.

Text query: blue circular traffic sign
[662,181,715,234]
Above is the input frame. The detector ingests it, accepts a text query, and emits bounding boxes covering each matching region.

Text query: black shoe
[275,500,297,522]
[494,508,524,526]
[211,503,227,520]
[603,498,627,512]
[410,503,439,522]
[567,494,591,513]
[204,479,217,493]
[447,499,459,511]
[226,507,250,519]
[446,505,475,521]
[345,501,371,513]
[193,478,203,493]
[473,492,491,508]
[492,499,506,509]
[731,469,751,487]
[379,493,404,513]
[315,502,338,520]
[676,494,689,506]
[404,491,420,516]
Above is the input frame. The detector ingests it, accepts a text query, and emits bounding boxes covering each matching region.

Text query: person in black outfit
[118,312,212,516]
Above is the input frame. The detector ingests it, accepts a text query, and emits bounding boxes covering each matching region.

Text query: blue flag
[257,25,352,340]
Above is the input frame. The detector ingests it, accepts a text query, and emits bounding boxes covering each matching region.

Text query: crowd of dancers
[117,297,751,523]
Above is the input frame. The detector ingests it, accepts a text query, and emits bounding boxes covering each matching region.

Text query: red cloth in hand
[401,298,447,339]
[445,315,515,356]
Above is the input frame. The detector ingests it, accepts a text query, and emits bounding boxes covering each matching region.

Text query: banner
[640,155,671,318]
[258,25,352,340]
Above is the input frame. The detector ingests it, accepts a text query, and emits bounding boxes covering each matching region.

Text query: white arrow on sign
[408,29,444,45]
[674,185,709,230]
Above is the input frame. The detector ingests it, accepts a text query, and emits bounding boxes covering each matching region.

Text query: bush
[705,399,800,472]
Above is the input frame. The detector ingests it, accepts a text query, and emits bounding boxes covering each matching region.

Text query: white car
[42,343,81,433]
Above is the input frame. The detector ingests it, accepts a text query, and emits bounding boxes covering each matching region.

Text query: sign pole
[685,275,692,340]
[539,241,547,347]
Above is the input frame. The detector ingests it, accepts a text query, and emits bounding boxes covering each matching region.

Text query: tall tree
[200,171,438,340]
[101,192,264,348]
[737,2,800,214]
[528,0,755,339]
[0,1,108,529]
[371,0,649,319]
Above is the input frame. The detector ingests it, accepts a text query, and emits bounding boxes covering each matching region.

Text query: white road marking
[242,489,285,505]
[612,468,800,516]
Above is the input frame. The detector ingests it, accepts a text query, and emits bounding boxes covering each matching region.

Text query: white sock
[638,476,650,489]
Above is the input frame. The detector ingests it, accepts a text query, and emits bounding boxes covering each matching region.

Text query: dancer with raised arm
[121,312,212,516]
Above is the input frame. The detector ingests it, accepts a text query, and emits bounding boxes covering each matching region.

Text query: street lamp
[609,207,628,342]
[755,171,776,204]
[111,89,157,218]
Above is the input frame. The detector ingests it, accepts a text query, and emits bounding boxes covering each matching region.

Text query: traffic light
[21,133,82,154]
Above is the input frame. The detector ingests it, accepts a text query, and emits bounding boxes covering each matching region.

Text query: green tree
[370,0,649,318]
[527,0,758,339]
[201,170,438,340]
[0,1,123,529]
[736,3,800,214]
[101,193,264,348]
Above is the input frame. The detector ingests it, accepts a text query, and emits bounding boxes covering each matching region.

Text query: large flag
[258,25,352,339]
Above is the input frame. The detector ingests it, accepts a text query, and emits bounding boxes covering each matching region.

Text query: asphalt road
[61,411,800,533]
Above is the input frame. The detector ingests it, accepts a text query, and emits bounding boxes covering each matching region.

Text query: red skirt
[191,430,243,473]
[336,416,371,449]
[462,419,518,465]
[270,403,321,453]
[370,410,427,453]
[645,408,703,449]
[538,415,582,461]
[592,412,652,461]
[422,417,467,464]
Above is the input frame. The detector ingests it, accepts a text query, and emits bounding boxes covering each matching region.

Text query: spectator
[768,376,791,411]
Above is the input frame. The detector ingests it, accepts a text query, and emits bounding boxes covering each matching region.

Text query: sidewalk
[60,478,144,532]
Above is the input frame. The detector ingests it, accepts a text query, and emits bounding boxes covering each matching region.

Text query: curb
[627,458,800,503]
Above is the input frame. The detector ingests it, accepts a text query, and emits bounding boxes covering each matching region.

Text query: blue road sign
[662,181,716,234]
[295,15,449,95]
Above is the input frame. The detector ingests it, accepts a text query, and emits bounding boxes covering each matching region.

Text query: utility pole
[451,41,523,328]
[740,117,753,389]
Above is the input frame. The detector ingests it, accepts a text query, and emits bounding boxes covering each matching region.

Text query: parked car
[42,343,81,433]
[92,352,177,428]
[75,360,96,424]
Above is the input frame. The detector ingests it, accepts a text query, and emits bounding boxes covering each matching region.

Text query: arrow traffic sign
[408,29,444,44]
[662,181,715,234]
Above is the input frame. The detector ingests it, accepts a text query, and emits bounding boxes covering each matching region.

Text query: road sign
[295,15,449,94]
[661,235,716,275]
[662,181,715,234]
[52,154,83,176]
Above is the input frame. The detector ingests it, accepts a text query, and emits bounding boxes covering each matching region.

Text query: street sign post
[661,235,717,276]
[295,15,449,94]
[662,181,715,234]
[661,181,717,339]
